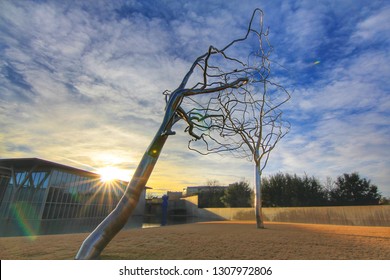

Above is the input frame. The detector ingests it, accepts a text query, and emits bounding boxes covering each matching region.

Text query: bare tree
[206,179,221,187]
[75,8,288,259]
[181,10,290,228]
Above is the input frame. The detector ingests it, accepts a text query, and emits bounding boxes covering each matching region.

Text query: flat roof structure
[0,158,99,176]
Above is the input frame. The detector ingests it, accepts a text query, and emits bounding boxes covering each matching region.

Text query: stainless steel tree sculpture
[75,8,289,259]
[180,9,290,228]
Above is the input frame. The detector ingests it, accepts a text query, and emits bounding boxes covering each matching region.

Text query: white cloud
[352,6,390,42]
[1,0,389,196]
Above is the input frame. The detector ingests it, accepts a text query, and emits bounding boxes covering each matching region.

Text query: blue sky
[1,0,389,196]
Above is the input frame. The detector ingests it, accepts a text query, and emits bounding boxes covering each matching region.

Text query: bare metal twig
[75,9,289,259]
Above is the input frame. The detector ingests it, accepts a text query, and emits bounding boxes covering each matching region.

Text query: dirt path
[0,221,389,260]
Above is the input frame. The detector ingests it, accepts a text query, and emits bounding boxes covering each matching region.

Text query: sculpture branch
[75,8,289,259]
[183,9,291,228]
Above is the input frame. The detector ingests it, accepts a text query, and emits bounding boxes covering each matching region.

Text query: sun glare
[98,166,130,182]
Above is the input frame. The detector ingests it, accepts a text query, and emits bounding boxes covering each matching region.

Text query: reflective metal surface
[75,89,184,259]
[75,9,256,258]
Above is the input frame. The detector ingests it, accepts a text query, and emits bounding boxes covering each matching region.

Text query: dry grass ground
[0,221,389,260]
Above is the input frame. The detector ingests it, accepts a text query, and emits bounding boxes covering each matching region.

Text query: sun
[97,166,130,182]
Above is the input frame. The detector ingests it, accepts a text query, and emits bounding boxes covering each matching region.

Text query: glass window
[28,175,35,188]
[67,173,75,186]
[70,176,80,203]
[66,172,73,185]
[54,188,61,203]
[51,203,59,219]
[46,188,53,203]
[72,176,80,203]
[45,203,52,219]
[59,172,67,188]
[62,203,68,219]
[66,189,72,204]
[38,188,46,201]
[15,172,22,184]
[63,173,71,188]
[82,179,89,192]
[38,172,45,186]
[41,172,49,189]
[30,173,36,188]
[32,172,39,187]
[55,171,65,187]
[31,172,37,187]
[50,170,60,186]
[68,175,75,190]
[15,171,27,187]
[42,203,49,219]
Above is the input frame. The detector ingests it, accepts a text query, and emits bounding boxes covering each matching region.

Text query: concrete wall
[263,206,390,226]
[181,197,390,226]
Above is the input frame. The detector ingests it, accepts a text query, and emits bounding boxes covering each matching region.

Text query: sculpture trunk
[75,132,168,259]
[254,163,264,229]
[74,80,249,259]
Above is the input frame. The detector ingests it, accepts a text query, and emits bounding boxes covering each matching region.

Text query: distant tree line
[262,172,382,207]
[198,181,252,208]
[198,187,225,208]
[198,172,384,208]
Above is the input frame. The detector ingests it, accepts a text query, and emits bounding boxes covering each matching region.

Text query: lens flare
[10,202,39,240]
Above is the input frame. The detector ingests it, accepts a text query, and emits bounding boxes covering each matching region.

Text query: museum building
[0,158,145,237]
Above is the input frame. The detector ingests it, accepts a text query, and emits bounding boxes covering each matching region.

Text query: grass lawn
[0,221,389,260]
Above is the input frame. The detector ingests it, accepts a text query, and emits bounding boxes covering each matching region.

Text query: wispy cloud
[1,0,389,196]
[352,6,390,42]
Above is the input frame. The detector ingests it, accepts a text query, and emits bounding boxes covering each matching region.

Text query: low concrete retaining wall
[263,206,390,226]
[181,197,390,226]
